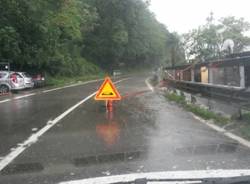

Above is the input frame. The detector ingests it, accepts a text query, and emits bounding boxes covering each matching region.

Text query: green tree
[183,14,250,61]
[166,32,185,67]
[83,0,182,70]
[0,0,184,75]
[219,16,250,52]
[0,0,99,75]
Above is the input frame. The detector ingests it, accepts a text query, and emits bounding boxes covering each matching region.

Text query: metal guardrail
[164,79,250,111]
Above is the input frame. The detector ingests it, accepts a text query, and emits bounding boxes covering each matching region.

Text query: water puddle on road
[0,88,157,177]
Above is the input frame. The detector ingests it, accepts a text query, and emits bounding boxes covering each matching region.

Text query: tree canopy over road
[0,0,185,76]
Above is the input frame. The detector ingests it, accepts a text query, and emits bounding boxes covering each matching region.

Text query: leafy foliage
[183,13,250,61]
[0,0,184,75]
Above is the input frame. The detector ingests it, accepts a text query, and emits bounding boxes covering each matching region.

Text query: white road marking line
[42,79,106,93]
[0,77,130,172]
[145,78,154,92]
[0,99,11,104]
[13,93,36,100]
[113,77,131,84]
[192,114,250,148]
[59,170,250,184]
[42,88,63,93]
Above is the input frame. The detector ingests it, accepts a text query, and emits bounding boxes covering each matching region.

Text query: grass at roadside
[165,92,230,126]
[242,113,250,123]
[46,73,105,87]
[239,124,250,140]
[237,113,250,140]
[166,92,186,104]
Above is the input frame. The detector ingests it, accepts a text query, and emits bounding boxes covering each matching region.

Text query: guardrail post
[191,95,196,104]
[191,68,195,82]
[208,67,214,84]
[240,65,245,88]
[238,107,242,120]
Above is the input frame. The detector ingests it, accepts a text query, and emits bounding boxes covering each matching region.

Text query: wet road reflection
[0,81,102,157]
[2,76,250,184]
[96,121,120,147]
[96,110,121,147]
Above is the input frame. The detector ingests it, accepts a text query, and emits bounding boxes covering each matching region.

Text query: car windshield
[1,0,250,184]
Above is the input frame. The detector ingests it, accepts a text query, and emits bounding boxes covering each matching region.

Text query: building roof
[165,52,250,70]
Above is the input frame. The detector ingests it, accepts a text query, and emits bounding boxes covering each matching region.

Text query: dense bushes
[0,0,185,76]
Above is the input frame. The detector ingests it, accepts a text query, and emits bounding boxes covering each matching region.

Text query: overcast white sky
[149,0,250,34]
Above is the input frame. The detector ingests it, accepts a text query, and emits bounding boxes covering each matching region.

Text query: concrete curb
[192,113,250,148]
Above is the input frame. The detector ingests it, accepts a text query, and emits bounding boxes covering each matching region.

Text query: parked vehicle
[0,71,26,93]
[32,74,45,87]
[18,72,34,89]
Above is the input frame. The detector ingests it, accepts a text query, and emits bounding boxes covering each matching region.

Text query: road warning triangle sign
[95,77,121,100]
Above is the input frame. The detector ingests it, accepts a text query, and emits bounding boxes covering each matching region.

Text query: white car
[0,71,26,93]
[18,72,34,89]
[0,71,34,94]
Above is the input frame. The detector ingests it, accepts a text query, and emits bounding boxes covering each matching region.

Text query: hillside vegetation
[0,0,185,76]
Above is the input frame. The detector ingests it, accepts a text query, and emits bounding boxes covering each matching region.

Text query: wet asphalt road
[1,75,250,184]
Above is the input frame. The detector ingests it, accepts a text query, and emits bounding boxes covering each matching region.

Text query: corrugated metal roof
[165,52,250,70]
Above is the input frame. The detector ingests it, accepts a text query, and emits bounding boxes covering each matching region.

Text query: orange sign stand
[95,77,121,112]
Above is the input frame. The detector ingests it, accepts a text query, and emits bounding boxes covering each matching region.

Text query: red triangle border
[95,77,121,100]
